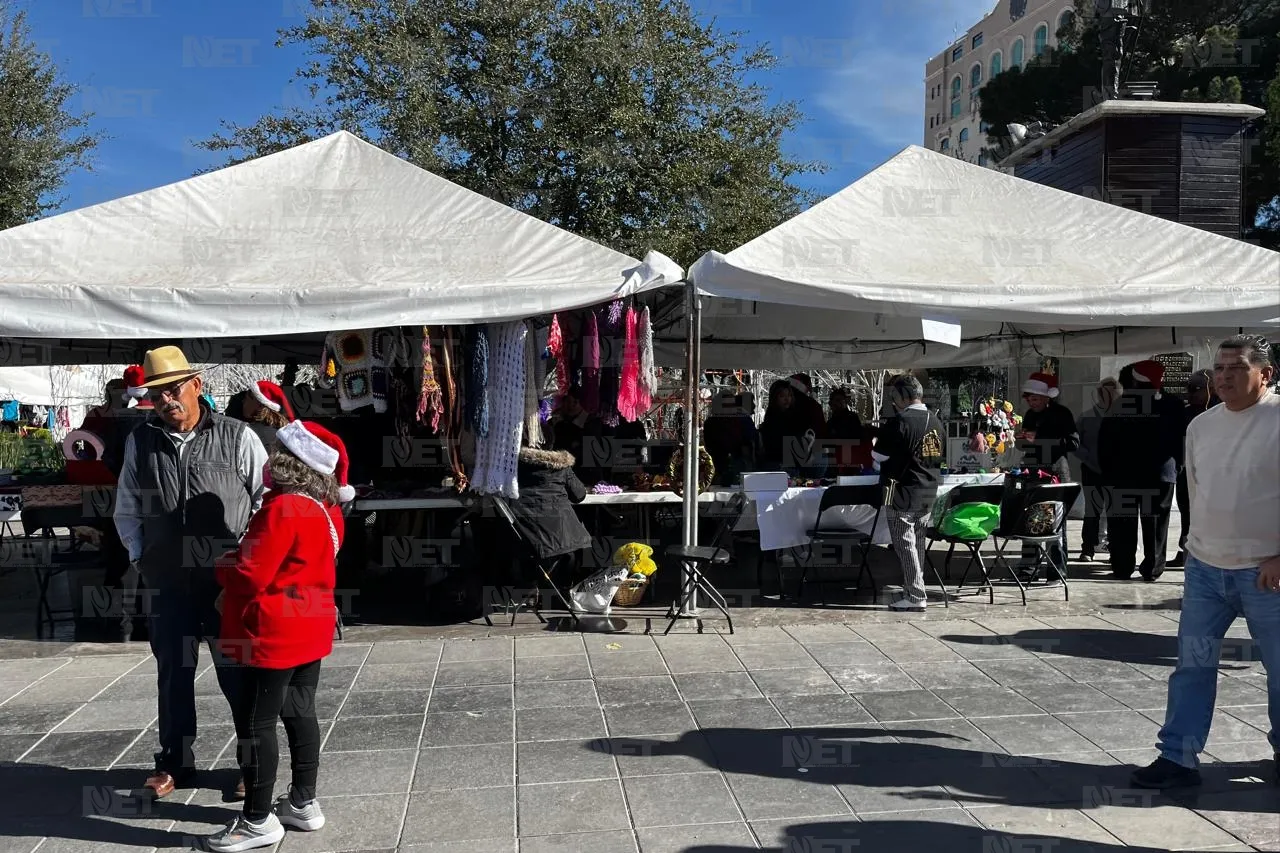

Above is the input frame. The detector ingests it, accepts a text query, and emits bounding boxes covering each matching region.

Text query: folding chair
[990,482,1082,606]
[795,485,882,605]
[486,496,582,630]
[662,492,747,635]
[927,484,1005,606]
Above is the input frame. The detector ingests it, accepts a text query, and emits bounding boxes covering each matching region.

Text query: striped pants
[887,506,930,605]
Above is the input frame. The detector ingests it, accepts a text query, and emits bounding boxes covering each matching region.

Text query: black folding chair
[927,484,1005,606]
[990,482,1082,606]
[486,496,582,630]
[663,492,747,635]
[795,485,883,605]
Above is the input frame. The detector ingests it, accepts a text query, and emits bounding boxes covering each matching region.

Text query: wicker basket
[612,577,649,607]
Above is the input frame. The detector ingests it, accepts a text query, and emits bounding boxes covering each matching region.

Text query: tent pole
[680,279,702,616]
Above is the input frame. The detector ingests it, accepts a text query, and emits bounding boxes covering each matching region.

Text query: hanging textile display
[387,327,419,441]
[439,327,468,491]
[466,325,490,439]
[639,305,658,398]
[319,329,392,413]
[582,310,601,413]
[416,326,445,432]
[548,314,570,400]
[470,322,528,498]
[617,306,645,422]
[523,327,544,448]
[605,298,625,331]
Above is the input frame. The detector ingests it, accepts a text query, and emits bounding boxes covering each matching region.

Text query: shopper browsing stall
[1074,377,1119,562]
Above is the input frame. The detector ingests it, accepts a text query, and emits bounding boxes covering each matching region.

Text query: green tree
[0,2,101,229]
[198,0,821,265]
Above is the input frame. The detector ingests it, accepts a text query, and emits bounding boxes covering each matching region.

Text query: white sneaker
[206,813,285,852]
[889,598,926,612]
[275,790,326,831]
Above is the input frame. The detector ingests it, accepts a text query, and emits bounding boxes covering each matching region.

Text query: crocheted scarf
[548,313,570,400]
[639,306,657,397]
[523,324,544,448]
[617,306,649,422]
[467,325,490,439]
[416,326,444,432]
[470,321,527,498]
[440,327,467,491]
[582,310,601,413]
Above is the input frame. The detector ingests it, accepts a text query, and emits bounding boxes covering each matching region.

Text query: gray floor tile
[1213,677,1269,706]
[838,807,984,849]
[324,642,373,666]
[731,642,817,670]
[45,656,144,678]
[0,732,42,762]
[0,703,84,734]
[826,663,921,693]
[433,659,513,687]
[515,655,592,683]
[970,804,1123,845]
[364,639,442,664]
[587,650,669,677]
[723,773,851,820]
[2,676,114,706]
[91,675,156,703]
[751,816,862,851]
[1182,787,1280,849]
[413,742,514,791]
[516,705,605,742]
[338,689,430,718]
[623,771,741,827]
[748,666,843,697]
[51,699,156,733]
[603,702,697,738]
[325,713,423,751]
[971,715,1099,755]
[784,625,860,644]
[1095,679,1171,711]
[513,635,587,658]
[834,762,956,814]
[724,627,797,645]
[1043,656,1153,683]
[516,738,618,784]
[596,676,681,706]
[1201,739,1276,764]
[420,709,513,747]
[606,731,717,777]
[1055,710,1161,752]
[428,685,513,713]
[898,661,998,691]
[854,690,960,723]
[317,664,361,691]
[804,641,891,667]
[515,679,598,710]
[674,672,762,701]
[637,822,755,852]
[770,694,874,727]
[18,730,139,768]
[403,841,516,852]
[930,687,1044,718]
[317,747,416,795]
[0,658,70,680]
[520,830,638,853]
[440,637,513,663]
[1015,683,1129,714]
[517,779,629,836]
[351,663,434,691]
[938,762,1066,807]
[403,787,515,844]
[688,698,787,730]
[870,639,963,664]
[659,648,745,675]
[973,658,1073,686]
[1206,712,1270,750]
[881,718,1007,757]
[1086,802,1245,850]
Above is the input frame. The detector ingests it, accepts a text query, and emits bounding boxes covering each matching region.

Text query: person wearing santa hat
[1016,372,1080,575]
[123,364,154,411]
[239,380,296,449]
[1097,360,1184,582]
[207,420,350,852]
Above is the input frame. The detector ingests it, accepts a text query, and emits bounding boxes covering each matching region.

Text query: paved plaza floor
[0,605,1276,852]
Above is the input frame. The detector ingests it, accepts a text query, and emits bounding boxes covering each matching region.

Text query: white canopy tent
[0,131,683,341]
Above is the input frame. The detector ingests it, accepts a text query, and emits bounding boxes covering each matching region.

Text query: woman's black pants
[232,658,323,820]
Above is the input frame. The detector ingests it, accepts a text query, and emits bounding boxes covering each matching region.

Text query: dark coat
[509,448,592,560]
[1098,391,1183,486]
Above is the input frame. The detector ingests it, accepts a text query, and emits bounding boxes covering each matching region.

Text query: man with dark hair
[1170,369,1218,568]
[1133,334,1279,789]
[873,374,946,612]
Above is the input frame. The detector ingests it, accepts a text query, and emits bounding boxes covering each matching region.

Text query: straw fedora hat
[138,346,203,388]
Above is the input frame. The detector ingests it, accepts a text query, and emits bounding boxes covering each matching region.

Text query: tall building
[923,0,1076,165]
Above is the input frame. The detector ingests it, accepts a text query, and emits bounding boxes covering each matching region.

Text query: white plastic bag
[570,566,630,614]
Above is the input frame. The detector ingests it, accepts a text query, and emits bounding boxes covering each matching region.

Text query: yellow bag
[612,542,657,578]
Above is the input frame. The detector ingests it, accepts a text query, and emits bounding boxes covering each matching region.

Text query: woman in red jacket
[207,420,352,852]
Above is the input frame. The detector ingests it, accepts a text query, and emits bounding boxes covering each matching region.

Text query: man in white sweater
[1132,334,1280,789]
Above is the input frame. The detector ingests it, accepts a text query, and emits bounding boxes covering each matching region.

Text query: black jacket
[877,407,946,510]
[509,448,592,560]
[1098,391,1183,486]
[245,420,279,451]
[1019,402,1080,469]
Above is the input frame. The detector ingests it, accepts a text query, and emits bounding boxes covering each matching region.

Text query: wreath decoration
[668,446,715,496]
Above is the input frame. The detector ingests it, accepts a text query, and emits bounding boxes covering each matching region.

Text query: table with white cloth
[736,474,1006,551]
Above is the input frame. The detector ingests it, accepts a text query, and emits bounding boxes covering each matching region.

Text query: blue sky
[19,0,995,213]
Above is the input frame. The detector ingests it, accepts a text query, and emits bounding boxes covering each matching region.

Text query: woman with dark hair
[509,431,591,563]
[208,421,346,852]
[239,381,296,448]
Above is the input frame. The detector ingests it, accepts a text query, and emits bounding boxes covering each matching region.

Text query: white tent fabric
[0,131,683,339]
[689,145,1280,329]
[0,366,107,407]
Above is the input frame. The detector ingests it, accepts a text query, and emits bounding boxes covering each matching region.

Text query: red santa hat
[1021,372,1060,399]
[122,365,152,409]
[787,373,813,395]
[248,380,296,421]
[276,420,355,503]
[1130,359,1166,399]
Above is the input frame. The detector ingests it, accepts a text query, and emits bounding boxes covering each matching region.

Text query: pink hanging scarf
[617,306,648,422]
[549,313,570,399]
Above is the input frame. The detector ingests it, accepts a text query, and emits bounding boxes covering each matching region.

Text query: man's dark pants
[1107,482,1176,577]
[148,579,240,775]
[1175,466,1191,552]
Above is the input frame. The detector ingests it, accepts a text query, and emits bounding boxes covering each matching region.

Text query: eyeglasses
[148,376,193,403]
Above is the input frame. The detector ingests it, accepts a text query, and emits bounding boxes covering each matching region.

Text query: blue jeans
[1158,555,1280,768]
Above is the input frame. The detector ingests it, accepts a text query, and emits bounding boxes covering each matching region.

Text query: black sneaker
[1130,757,1201,789]
[1168,552,1186,568]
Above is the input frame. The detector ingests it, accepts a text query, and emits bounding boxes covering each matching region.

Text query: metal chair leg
[993,538,1028,606]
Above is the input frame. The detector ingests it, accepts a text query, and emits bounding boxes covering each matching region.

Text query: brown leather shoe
[143,770,177,799]
[232,776,246,801]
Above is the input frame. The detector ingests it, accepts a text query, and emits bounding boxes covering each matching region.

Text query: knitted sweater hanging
[466,325,490,438]
[319,329,391,413]
[582,310,601,413]
[639,305,658,397]
[523,323,544,448]
[470,321,527,498]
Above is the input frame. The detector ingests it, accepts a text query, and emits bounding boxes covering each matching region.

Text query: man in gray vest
[114,346,267,799]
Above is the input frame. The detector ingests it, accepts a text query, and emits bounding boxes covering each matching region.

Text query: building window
[959,128,970,145]
[1057,9,1075,36]
[952,45,964,61]
[990,51,1003,78]
[1011,38,1024,69]
[930,116,935,128]
[972,32,984,49]
[978,151,988,167]
[1033,24,1048,57]
[950,75,962,118]
[940,138,950,152]
[970,63,982,89]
